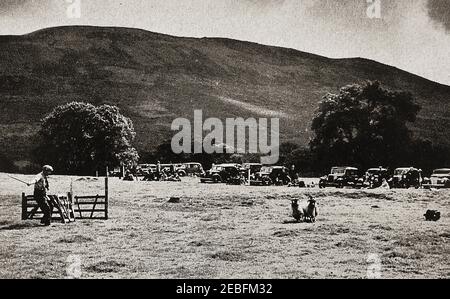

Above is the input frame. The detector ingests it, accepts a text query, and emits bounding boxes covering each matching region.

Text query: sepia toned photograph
[0,0,448,283]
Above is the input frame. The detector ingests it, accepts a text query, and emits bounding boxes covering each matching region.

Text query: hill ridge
[0,26,449,170]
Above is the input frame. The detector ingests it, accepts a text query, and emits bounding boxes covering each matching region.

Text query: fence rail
[21,177,109,221]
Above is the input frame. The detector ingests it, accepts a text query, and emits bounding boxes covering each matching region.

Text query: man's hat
[42,165,54,172]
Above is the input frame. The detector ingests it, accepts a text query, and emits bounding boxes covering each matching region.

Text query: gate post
[105,177,109,220]
[21,193,27,220]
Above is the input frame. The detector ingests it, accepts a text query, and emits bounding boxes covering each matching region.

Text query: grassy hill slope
[0,26,449,168]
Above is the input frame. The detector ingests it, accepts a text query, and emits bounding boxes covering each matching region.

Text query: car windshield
[331,168,346,174]
[261,166,272,173]
[346,170,358,176]
[394,169,408,175]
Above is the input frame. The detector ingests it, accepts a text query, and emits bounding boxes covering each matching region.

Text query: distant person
[156,161,162,180]
[289,165,299,182]
[28,165,54,226]
[381,178,391,190]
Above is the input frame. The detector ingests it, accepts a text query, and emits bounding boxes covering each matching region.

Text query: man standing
[28,165,54,226]
[156,161,162,181]
[289,165,299,183]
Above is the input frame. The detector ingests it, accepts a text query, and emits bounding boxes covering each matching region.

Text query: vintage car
[423,168,450,189]
[242,163,263,175]
[319,167,361,188]
[251,166,291,186]
[136,164,157,176]
[240,163,262,182]
[389,167,422,189]
[364,167,389,188]
[176,163,205,177]
[200,164,242,184]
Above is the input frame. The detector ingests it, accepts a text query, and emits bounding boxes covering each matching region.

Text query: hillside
[0,26,449,169]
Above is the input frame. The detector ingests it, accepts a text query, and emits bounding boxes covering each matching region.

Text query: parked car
[423,168,450,189]
[251,166,291,186]
[242,163,263,175]
[137,164,157,176]
[200,164,242,184]
[319,167,361,188]
[364,167,389,188]
[108,167,122,177]
[389,167,422,189]
[241,163,262,183]
[175,163,205,177]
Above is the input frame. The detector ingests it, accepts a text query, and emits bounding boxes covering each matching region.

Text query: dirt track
[0,173,448,279]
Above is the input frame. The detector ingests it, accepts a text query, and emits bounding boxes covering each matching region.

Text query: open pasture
[0,173,448,279]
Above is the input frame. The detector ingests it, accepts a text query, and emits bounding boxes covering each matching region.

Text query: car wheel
[212,175,222,183]
[262,177,272,186]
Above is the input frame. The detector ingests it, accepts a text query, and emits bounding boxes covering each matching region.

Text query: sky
[0,0,449,85]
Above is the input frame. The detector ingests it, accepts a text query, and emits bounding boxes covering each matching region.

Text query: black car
[319,167,361,188]
[200,164,242,184]
[390,167,422,189]
[251,166,291,186]
[364,167,389,188]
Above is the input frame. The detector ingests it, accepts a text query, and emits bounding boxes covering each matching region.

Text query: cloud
[427,0,450,31]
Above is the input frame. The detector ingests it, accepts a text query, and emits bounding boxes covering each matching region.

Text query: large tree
[310,81,421,170]
[35,102,139,175]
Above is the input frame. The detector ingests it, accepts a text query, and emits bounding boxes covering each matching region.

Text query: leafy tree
[35,102,139,175]
[310,81,421,170]
[0,152,16,173]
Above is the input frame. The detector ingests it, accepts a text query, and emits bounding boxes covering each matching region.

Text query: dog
[303,195,318,223]
[291,195,318,223]
[291,199,304,222]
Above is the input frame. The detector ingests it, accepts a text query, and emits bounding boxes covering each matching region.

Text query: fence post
[68,192,75,221]
[21,193,27,220]
[105,177,109,220]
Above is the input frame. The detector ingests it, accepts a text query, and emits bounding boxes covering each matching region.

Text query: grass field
[0,173,448,279]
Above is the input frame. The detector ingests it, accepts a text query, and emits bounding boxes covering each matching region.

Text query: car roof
[333,167,358,170]
[433,168,450,172]
[216,164,239,167]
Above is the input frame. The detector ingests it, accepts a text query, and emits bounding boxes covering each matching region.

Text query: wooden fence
[22,177,109,221]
